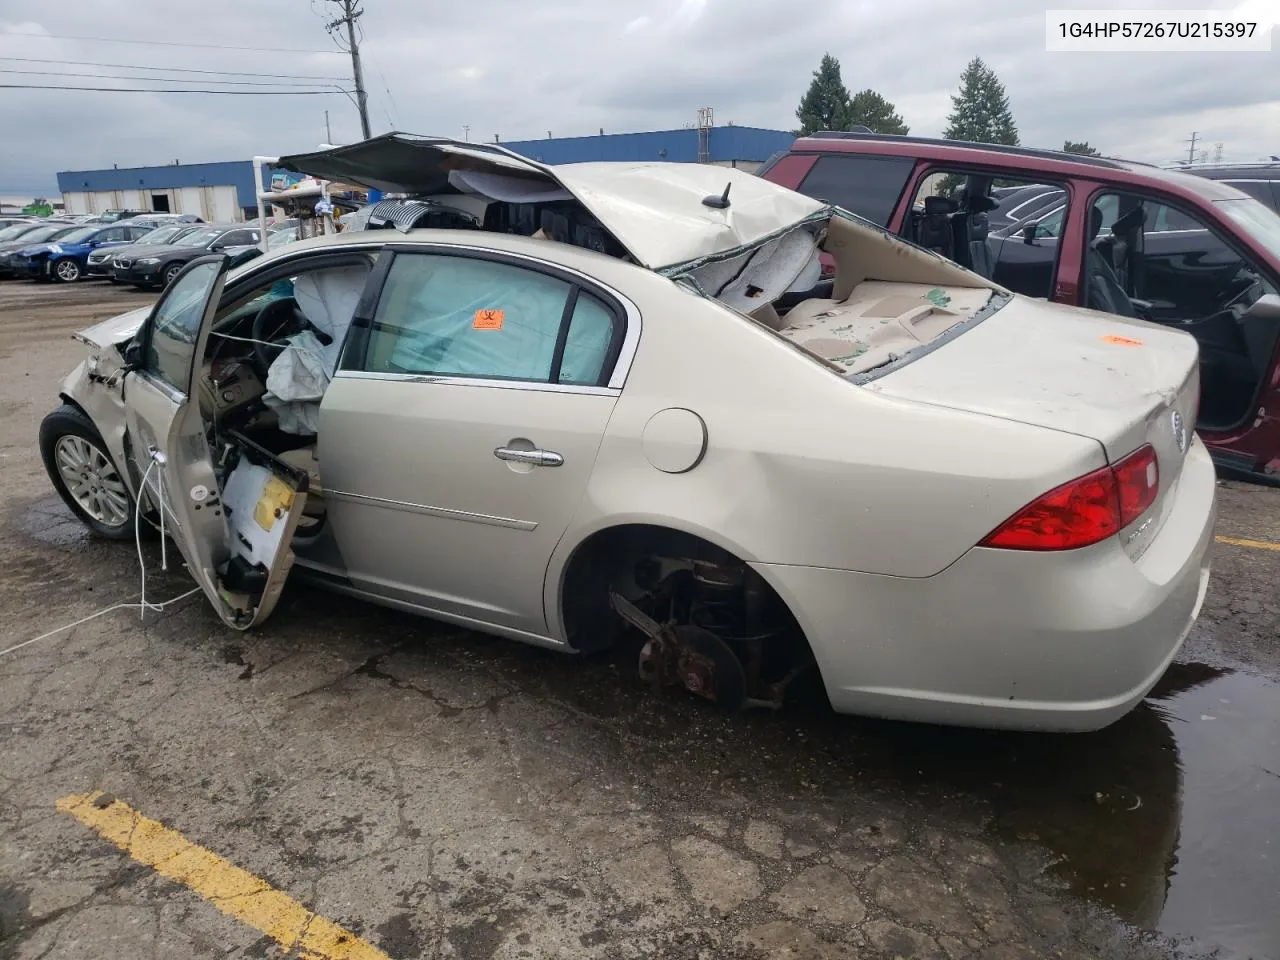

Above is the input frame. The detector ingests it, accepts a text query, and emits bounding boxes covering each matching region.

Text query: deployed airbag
[263,265,370,434]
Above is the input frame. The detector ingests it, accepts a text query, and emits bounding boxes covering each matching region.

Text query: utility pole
[463,124,470,142]
[324,0,372,141]
[1185,131,1198,164]
[325,110,332,143]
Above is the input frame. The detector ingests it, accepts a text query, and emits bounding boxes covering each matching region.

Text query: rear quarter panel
[538,262,1107,638]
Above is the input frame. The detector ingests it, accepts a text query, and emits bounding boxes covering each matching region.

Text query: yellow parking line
[1215,535,1280,552]
[56,792,390,960]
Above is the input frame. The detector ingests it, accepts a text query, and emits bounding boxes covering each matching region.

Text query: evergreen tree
[847,89,909,135]
[1062,140,1102,157]
[943,58,1019,146]
[795,54,852,135]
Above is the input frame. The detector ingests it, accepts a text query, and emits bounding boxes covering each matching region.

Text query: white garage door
[210,185,239,222]
[177,187,204,218]
[62,193,90,215]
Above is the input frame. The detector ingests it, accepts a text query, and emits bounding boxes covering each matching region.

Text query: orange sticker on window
[473,309,505,330]
[1101,334,1144,346]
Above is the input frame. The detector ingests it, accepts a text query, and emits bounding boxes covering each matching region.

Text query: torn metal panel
[276,133,827,270]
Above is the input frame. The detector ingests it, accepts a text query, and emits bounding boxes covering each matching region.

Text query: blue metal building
[56,161,273,221]
[502,126,794,170]
[56,125,796,219]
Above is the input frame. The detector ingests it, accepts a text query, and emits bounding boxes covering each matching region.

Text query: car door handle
[493,447,564,467]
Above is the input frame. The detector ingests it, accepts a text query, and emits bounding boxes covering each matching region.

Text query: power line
[0,83,350,95]
[0,67,344,87]
[0,32,341,55]
[0,55,347,81]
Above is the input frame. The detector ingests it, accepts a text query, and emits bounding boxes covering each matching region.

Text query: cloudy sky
[0,0,1276,195]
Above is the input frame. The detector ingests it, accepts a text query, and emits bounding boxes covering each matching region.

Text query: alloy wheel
[53,435,131,528]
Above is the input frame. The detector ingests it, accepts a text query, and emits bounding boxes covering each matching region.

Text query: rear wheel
[53,259,81,283]
[39,404,136,539]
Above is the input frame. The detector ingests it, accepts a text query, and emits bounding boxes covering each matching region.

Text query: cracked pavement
[2,283,1278,960]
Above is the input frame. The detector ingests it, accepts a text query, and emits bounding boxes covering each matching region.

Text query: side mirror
[210,242,226,252]
[1246,292,1280,319]
[1021,222,1037,245]
[122,339,143,370]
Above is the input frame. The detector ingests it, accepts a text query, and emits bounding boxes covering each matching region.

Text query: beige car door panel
[318,245,630,637]
[319,376,616,637]
[122,255,310,629]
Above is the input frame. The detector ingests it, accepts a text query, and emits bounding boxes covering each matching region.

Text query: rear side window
[797,154,915,225]
[356,253,620,386]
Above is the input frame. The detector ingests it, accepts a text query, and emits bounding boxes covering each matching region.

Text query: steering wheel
[250,298,307,379]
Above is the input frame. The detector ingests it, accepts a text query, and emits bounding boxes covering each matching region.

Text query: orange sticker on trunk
[1101,334,1144,346]
[473,309,505,330]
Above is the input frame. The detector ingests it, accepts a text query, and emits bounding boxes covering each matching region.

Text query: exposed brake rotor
[639,624,748,712]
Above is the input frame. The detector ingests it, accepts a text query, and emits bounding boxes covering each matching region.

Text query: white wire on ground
[0,453,202,660]
[0,588,202,659]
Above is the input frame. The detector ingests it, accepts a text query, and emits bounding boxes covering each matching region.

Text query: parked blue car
[10,222,154,283]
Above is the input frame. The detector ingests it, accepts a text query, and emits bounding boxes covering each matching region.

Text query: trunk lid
[866,297,1201,549]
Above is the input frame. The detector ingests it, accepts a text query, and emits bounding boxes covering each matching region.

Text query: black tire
[52,258,82,283]
[39,404,138,540]
[161,262,183,288]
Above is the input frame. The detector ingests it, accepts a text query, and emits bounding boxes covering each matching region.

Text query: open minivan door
[121,254,310,629]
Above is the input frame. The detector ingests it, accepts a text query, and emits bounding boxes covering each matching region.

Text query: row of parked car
[758,139,1280,486]
[0,214,298,289]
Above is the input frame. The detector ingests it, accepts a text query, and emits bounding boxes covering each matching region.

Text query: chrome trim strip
[331,369,620,396]
[326,488,538,530]
[133,370,188,404]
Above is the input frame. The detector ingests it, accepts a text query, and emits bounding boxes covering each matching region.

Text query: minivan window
[797,154,915,226]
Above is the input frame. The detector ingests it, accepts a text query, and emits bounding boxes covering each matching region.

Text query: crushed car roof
[275,132,828,271]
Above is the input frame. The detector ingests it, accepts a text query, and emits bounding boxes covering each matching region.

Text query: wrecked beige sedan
[40,135,1214,731]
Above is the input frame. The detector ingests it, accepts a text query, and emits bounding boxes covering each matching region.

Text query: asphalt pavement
[1,282,1277,960]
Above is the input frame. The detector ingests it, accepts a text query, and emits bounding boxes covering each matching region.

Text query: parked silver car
[39,135,1214,731]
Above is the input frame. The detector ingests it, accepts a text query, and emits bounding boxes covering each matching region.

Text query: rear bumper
[753,438,1217,732]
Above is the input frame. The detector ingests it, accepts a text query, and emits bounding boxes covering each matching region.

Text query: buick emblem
[1171,410,1188,455]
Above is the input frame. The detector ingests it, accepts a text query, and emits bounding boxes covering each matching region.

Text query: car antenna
[702,182,732,210]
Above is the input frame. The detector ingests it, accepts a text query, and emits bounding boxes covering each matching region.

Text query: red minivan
[760,133,1280,486]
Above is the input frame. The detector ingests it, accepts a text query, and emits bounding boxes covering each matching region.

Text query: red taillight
[1114,444,1159,528]
[980,444,1158,551]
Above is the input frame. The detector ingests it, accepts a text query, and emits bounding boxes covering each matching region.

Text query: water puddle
[792,663,1280,958]
[1139,667,1279,956]
[997,664,1280,958]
